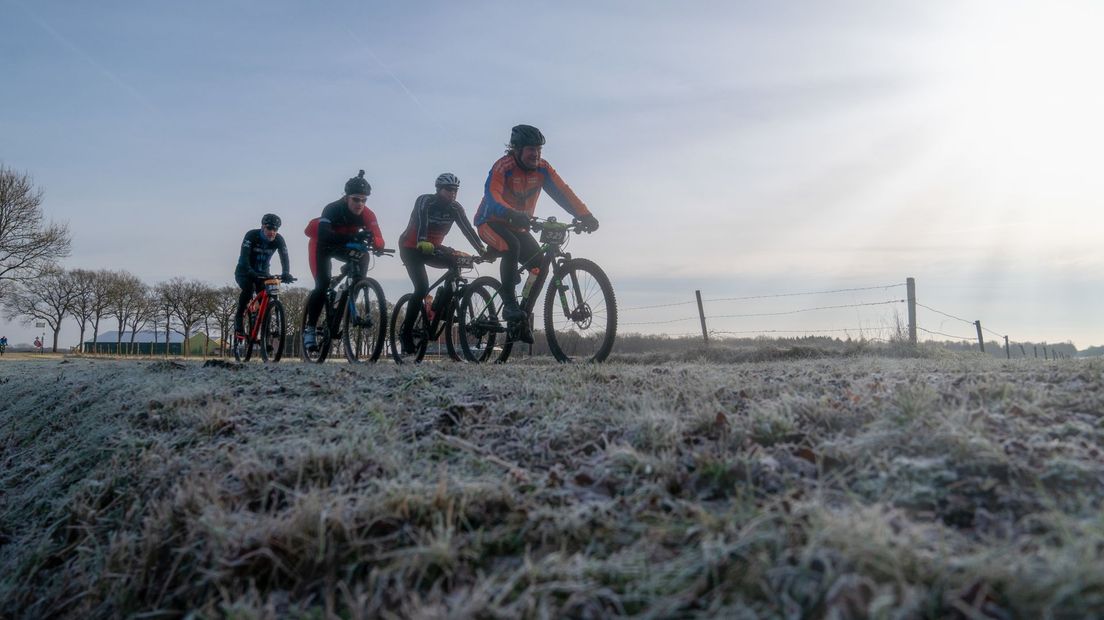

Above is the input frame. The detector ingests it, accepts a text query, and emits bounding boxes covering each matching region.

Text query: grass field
[2,352,1102,618]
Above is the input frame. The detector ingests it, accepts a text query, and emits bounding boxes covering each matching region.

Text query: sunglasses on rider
[263,225,279,231]
[348,196,368,204]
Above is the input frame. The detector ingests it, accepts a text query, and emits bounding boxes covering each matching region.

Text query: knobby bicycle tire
[259,299,286,363]
[300,300,333,363]
[240,309,258,362]
[543,258,617,363]
[458,276,505,363]
[389,293,429,364]
[343,278,387,363]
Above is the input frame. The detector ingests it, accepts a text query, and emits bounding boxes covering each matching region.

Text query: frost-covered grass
[1,355,1102,618]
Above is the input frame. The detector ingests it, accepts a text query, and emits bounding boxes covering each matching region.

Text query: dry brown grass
[2,354,1102,618]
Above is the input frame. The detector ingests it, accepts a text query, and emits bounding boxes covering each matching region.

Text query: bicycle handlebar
[528,216,595,235]
[257,274,296,283]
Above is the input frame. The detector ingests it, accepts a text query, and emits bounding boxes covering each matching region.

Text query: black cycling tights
[486,221,542,292]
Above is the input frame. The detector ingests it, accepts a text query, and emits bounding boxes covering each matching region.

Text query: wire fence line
[703,283,905,304]
[708,299,904,320]
[917,326,976,341]
[621,299,903,327]
[614,276,1073,358]
[914,302,973,326]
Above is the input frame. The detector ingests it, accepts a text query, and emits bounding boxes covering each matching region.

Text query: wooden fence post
[906,277,917,345]
[1019,344,1026,357]
[695,290,709,346]
[974,320,985,353]
[1004,335,1010,359]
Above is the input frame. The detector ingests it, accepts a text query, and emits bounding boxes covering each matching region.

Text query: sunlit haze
[2,0,1101,348]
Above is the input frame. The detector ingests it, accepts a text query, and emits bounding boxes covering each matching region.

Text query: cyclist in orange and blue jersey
[473,124,599,342]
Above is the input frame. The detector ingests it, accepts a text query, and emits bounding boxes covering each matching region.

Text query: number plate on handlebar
[540,227,567,244]
[454,254,475,269]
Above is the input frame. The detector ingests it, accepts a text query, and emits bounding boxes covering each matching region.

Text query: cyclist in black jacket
[234,214,293,348]
[396,173,486,353]
[302,170,386,352]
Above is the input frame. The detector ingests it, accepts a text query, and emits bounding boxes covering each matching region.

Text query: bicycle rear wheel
[239,310,257,362]
[300,302,332,363]
[343,278,387,363]
[389,293,429,364]
[259,299,286,362]
[543,258,617,363]
[457,276,505,363]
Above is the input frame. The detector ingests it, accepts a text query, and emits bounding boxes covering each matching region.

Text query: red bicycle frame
[237,278,278,345]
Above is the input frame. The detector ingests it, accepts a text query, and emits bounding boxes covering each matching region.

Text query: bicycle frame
[321,247,394,338]
[240,278,280,344]
[415,254,488,345]
[487,221,583,321]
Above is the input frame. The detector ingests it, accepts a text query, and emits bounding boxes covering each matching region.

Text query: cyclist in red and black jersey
[302,170,386,352]
[396,172,486,353]
[234,213,293,351]
[473,124,599,342]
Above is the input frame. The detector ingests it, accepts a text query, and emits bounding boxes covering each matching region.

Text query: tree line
[3,266,311,356]
[0,165,310,356]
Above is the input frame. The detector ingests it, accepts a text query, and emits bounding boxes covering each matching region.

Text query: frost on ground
[1,355,1102,618]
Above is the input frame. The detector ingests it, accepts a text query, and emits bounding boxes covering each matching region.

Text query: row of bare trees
[0,165,314,356]
[2,266,310,355]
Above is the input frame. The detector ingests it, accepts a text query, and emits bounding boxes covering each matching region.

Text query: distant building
[82,330,209,355]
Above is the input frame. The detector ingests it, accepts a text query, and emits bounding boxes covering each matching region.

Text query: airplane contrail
[341,24,449,135]
[9,0,155,112]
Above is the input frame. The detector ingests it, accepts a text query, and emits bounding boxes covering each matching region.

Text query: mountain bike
[458,216,617,363]
[300,243,394,364]
[388,251,497,364]
[234,274,294,363]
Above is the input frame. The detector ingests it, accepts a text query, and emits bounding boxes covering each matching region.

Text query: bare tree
[198,285,219,358]
[0,166,71,296]
[105,271,146,354]
[280,285,310,359]
[213,285,239,357]
[154,283,176,357]
[70,269,97,350]
[84,270,115,349]
[2,266,79,352]
[157,277,212,357]
[126,288,159,356]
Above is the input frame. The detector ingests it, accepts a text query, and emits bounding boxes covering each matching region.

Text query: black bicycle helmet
[261,213,281,229]
[344,170,371,196]
[509,124,545,149]
[435,172,460,188]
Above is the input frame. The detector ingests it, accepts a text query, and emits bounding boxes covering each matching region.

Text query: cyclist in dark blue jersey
[234,213,293,350]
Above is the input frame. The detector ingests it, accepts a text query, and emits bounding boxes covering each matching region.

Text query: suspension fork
[548,254,580,319]
[250,292,269,340]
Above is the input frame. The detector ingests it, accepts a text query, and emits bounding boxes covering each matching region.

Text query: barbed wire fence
[620,277,1073,359]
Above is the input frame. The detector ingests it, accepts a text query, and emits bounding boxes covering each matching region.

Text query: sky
[2,0,1102,349]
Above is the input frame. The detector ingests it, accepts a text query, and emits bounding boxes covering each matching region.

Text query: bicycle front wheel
[458,276,505,363]
[259,299,286,363]
[543,258,617,363]
[343,278,387,363]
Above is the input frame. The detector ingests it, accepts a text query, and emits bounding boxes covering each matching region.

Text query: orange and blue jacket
[473,154,591,227]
